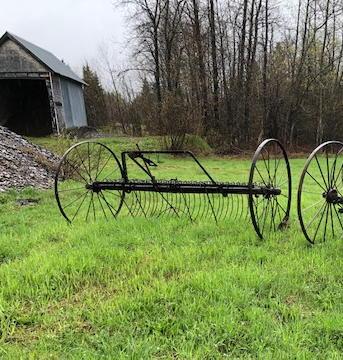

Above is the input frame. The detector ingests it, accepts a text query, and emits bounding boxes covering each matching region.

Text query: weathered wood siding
[0,39,48,73]
[51,75,66,131]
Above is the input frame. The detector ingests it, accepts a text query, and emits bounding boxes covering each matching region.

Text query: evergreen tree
[83,64,108,127]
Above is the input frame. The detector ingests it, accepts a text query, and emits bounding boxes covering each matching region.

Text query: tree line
[84,0,343,151]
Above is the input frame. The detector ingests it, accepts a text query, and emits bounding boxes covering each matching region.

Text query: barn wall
[60,78,87,128]
[0,39,47,73]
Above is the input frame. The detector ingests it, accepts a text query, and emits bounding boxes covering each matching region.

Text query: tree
[116,0,343,150]
[83,64,108,128]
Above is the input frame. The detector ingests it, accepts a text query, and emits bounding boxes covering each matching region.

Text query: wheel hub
[86,183,101,193]
[324,189,339,203]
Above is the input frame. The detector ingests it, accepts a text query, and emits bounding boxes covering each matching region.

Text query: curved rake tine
[173,193,185,218]
[240,196,246,221]
[144,191,153,217]
[193,193,202,220]
[189,193,197,221]
[209,193,218,223]
[234,195,241,220]
[224,194,231,220]
[153,190,165,218]
[131,191,141,217]
[155,192,172,218]
[217,194,225,221]
[201,192,211,221]
[134,191,147,218]
[157,191,180,218]
[150,191,160,217]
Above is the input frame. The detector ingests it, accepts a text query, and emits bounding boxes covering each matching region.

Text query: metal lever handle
[142,156,157,167]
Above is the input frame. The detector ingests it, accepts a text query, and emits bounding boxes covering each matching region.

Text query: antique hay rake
[54,138,291,239]
[298,141,343,244]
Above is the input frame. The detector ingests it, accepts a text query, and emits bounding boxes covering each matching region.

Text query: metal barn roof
[0,32,85,85]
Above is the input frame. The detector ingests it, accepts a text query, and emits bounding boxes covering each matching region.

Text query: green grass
[0,136,342,359]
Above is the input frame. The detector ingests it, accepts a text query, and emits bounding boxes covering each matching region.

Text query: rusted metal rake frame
[89,150,281,197]
[55,139,291,239]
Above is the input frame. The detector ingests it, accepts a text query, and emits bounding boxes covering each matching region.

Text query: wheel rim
[55,141,125,223]
[298,141,343,244]
[249,139,292,239]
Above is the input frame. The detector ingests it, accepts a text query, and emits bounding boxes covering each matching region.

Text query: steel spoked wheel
[249,139,292,239]
[55,141,125,223]
[298,141,343,244]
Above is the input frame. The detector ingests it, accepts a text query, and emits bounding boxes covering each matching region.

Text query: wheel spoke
[322,204,330,242]
[71,192,89,222]
[58,186,87,193]
[94,144,103,180]
[87,142,92,181]
[272,157,282,185]
[329,149,340,188]
[63,190,89,209]
[305,201,327,229]
[261,200,271,235]
[305,171,327,192]
[313,203,328,242]
[101,165,120,181]
[329,204,334,238]
[325,150,330,189]
[302,198,326,212]
[302,190,325,195]
[97,154,113,179]
[75,146,92,181]
[99,192,118,218]
[314,155,329,190]
[91,191,96,221]
[333,165,343,190]
[65,159,89,183]
[275,197,287,216]
[333,205,343,234]
[261,150,272,184]
[254,166,268,187]
[85,192,94,221]
[275,199,283,227]
[97,193,108,220]
[270,198,277,232]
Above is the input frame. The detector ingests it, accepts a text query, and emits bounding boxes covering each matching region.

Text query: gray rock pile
[0,126,60,192]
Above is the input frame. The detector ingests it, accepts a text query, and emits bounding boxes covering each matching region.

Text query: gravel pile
[0,126,60,192]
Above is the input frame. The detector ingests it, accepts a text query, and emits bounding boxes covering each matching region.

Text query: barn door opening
[0,79,53,136]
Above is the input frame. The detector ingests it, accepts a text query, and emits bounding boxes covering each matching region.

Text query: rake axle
[87,180,282,196]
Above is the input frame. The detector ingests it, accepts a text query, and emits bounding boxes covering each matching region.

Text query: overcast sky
[0,0,129,79]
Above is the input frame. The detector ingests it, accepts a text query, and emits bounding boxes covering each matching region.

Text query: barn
[0,31,87,136]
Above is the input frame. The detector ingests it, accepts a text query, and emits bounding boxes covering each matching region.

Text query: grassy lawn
[0,136,342,359]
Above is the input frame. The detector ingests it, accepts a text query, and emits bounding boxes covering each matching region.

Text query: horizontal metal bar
[88,181,281,196]
[331,197,343,205]
[122,150,217,184]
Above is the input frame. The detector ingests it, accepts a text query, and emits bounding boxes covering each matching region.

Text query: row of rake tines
[118,188,249,223]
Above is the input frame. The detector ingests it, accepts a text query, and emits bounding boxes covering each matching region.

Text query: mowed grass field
[0,136,342,359]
